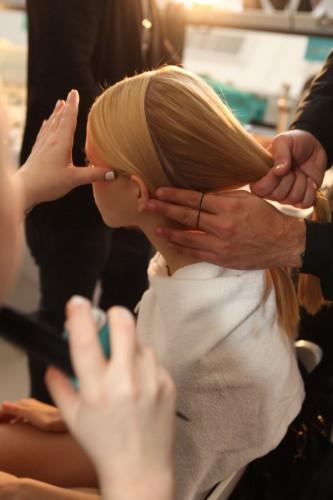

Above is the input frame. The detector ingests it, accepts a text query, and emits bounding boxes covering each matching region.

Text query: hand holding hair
[16,90,110,213]
[147,187,306,270]
[46,298,175,500]
[251,130,327,208]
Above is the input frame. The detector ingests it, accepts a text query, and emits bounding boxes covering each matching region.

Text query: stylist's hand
[251,129,327,208]
[17,90,109,213]
[46,298,175,500]
[147,188,305,269]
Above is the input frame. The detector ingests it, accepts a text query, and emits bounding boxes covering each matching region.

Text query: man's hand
[16,90,109,213]
[147,188,306,269]
[251,130,327,208]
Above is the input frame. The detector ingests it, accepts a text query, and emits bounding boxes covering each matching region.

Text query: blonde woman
[0,67,327,499]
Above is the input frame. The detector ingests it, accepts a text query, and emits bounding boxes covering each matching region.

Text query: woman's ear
[130,174,150,213]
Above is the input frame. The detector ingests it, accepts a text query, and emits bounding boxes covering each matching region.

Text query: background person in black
[20,0,177,404]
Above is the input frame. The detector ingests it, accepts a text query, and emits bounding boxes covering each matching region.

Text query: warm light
[175,0,243,10]
[142,18,153,29]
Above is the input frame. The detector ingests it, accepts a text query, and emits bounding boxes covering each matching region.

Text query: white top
[137,254,305,500]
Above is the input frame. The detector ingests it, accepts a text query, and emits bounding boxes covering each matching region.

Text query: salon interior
[0,2,333,496]
[0,0,332,402]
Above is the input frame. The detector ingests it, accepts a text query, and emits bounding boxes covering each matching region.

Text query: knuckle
[219,221,234,236]
[180,207,195,226]
[114,381,138,402]
[287,192,302,205]
[188,192,201,208]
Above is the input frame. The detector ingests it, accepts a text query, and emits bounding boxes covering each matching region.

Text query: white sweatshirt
[136,254,305,500]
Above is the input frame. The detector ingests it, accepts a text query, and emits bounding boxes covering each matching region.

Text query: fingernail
[147,200,157,210]
[70,295,88,306]
[67,89,79,104]
[274,163,285,170]
[110,306,133,321]
[105,171,116,181]
[309,178,318,190]
[155,188,166,199]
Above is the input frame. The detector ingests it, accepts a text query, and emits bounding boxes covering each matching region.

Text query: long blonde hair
[88,65,330,337]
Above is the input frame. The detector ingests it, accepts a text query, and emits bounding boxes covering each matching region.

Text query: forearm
[21,478,100,500]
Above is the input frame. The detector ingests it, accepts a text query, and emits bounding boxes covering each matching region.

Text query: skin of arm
[0,472,99,500]
[0,398,66,432]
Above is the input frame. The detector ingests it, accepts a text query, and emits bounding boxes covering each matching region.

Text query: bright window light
[177,0,243,10]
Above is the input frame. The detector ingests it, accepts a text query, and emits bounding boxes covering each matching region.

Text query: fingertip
[155,226,167,237]
[273,163,287,172]
[67,89,79,105]
[155,187,167,199]
[108,306,134,326]
[308,177,318,191]
[66,295,91,316]
[147,199,157,211]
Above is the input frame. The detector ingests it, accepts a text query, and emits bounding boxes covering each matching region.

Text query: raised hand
[46,298,175,500]
[17,90,109,212]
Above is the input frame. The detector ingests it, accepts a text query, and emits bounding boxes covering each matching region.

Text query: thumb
[270,134,293,177]
[73,166,110,186]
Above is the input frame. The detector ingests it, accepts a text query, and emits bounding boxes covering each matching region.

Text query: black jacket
[21,0,173,229]
[291,51,333,299]
[292,50,333,168]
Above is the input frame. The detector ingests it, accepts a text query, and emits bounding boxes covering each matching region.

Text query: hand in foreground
[46,298,176,500]
[147,188,305,269]
[17,90,109,212]
[251,130,327,208]
[0,398,67,433]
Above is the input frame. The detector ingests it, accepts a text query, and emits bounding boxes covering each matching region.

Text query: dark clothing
[292,50,333,169]
[291,50,333,299]
[292,57,333,449]
[302,220,333,299]
[21,0,173,403]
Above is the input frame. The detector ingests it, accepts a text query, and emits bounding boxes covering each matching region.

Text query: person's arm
[0,470,99,499]
[147,187,333,300]
[147,188,306,269]
[291,50,333,167]
[0,399,66,433]
[46,300,176,500]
